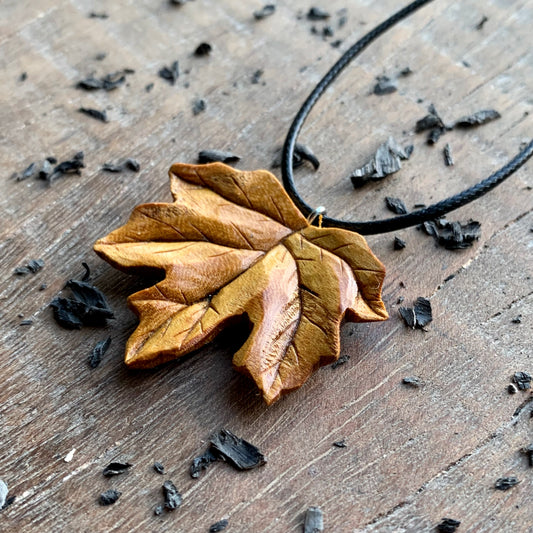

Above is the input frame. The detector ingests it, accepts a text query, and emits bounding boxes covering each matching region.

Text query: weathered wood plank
[1,0,532,531]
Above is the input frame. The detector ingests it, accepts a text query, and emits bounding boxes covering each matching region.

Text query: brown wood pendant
[94,163,388,404]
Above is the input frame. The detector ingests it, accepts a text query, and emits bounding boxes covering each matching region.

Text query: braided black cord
[281,0,533,235]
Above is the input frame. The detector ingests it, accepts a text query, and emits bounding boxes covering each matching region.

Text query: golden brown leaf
[94,162,388,404]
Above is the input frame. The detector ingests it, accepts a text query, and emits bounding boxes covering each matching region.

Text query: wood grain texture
[0,0,532,531]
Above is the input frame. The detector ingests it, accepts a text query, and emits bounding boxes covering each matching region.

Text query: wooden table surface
[1,1,532,531]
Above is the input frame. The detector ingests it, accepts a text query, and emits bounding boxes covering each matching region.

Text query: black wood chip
[192,98,206,115]
[14,259,44,276]
[437,518,461,532]
[209,519,229,532]
[422,218,481,249]
[198,150,241,164]
[415,104,449,144]
[103,461,132,477]
[508,384,517,394]
[99,489,121,505]
[88,337,111,369]
[77,70,133,91]
[476,15,488,30]
[159,61,180,85]
[19,72,28,82]
[332,439,347,448]
[385,196,408,215]
[102,163,122,173]
[81,262,91,282]
[402,376,424,387]
[45,152,85,183]
[322,25,334,38]
[251,69,264,84]
[304,506,324,533]
[124,158,140,172]
[394,236,406,250]
[512,372,532,391]
[454,109,500,128]
[194,43,212,56]
[307,7,330,20]
[373,75,397,95]
[145,82,154,93]
[331,354,350,369]
[511,315,522,324]
[78,107,108,122]
[399,297,432,329]
[415,104,445,132]
[89,12,108,19]
[210,429,266,470]
[170,0,193,5]
[162,480,182,510]
[50,279,114,329]
[190,448,218,479]
[272,143,320,170]
[350,137,412,187]
[443,143,454,166]
[153,462,165,475]
[102,159,140,173]
[494,477,519,491]
[20,320,33,326]
[253,4,276,20]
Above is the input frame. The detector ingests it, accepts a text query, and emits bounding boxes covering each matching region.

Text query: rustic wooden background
[1,0,532,531]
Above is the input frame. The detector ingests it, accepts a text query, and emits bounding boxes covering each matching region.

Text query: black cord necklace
[282,0,533,235]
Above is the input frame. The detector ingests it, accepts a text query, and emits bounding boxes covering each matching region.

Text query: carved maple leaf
[94,163,388,404]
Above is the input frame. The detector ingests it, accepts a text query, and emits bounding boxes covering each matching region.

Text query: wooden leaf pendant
[94,163,388,404]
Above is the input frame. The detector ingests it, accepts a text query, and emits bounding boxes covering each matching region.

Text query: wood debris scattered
[77,70,134,91]
[422,218,481,249]
[272,143,320,170]
[78,107,107,123]
[102,462,131,477]
[494,477,519,491]
[194,43,212,57]
[153,462,165,475]
[50,278,114,329]
[443,143,454,166]
[253,5,276,20]
[454,109,500,128]
[192,98,207,115]
[331,354,350,369]
[399,297,432,329]
[14,259,44,276]
[197,150,241,164]
[102,158,140,173]
[209,519,229,532]
[158,61,180,85]
[512,372,531,391]
[402,376,424,388]
[393,236,406,250]
[437,518,461,532]
[162,480,182,510]
[385,196,408,215]
[350,137,413,187]
[307,7,330,21]
[190,429,266,478]
[99,489,121,505]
